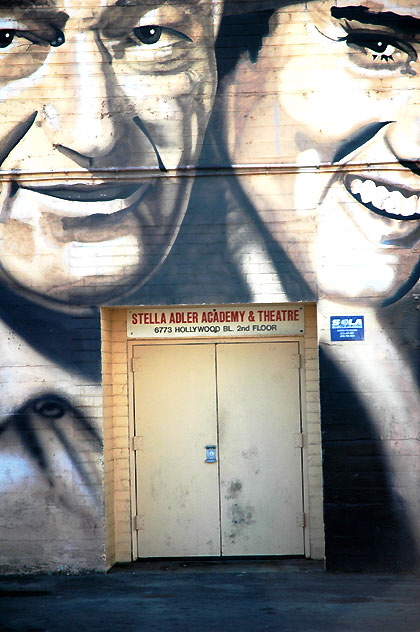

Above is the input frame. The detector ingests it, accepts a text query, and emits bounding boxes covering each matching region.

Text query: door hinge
[296,512,306,528]
[134,515,145,530]
[292,354,302,369]
[131,357,142,372]
[296,511,306,529]
[293,433,304,449]
[133,436,143,451]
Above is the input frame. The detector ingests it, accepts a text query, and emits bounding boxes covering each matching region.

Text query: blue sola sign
[330,316,365,341]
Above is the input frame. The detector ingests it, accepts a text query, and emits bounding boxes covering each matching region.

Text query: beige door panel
[217,342,304,556]
[133,344,220,557]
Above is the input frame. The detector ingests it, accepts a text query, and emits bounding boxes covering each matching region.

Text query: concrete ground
[0,559,420,632]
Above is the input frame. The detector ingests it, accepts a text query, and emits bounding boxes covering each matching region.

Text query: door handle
[205,445,217,463]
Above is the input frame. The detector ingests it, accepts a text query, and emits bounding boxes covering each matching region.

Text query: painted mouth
[17,182,142,203]
[7,182,152,218]
[345,175,420,221]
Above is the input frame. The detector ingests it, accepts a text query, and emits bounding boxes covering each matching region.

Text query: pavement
[0,559,420,632]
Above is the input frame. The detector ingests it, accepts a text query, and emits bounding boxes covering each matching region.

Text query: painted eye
[0,27,64,49]
[345,32,414,62]
[33,397,66,419]
[353,36,394,55]
[0,29,15,48]
[133,25,162,45]
[49,29,65,47]
[374,43,395,57]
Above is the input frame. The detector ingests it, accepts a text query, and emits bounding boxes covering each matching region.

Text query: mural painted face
[225,0,420,303]
[0,0,222,308]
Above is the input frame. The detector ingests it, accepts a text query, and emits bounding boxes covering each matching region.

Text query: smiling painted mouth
[6,181,153,219]
[18,182,142,202]
[345,175,420,221]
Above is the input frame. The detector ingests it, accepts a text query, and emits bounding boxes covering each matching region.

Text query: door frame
[128,334,311,560]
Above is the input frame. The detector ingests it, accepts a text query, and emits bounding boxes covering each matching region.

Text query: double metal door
[132,341,304,557]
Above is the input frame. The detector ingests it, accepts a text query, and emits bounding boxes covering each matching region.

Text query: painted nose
[385,109,420,166]
[41,31,123,159]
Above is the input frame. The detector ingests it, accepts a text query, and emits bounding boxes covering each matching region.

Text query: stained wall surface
[0,0,419,573]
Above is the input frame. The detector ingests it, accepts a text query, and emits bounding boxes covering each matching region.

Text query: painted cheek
[231,92,282,163]
[376,84,419,149]
[135,71,212,163]
[317,200,402,297]
[278,59,380,145]
[123,69,210,120]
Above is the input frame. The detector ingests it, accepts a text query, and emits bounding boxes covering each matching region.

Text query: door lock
[205,445,217,463]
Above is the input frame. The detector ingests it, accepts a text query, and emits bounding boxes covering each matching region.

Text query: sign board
[127,305,304,339]
[330,316,364,341]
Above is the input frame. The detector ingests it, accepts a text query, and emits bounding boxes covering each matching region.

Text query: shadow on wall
[0,284,101,381]
[320,347,419,573]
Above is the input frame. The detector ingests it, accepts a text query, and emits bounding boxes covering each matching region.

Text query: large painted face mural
[0,0,222,309]
[0,0,419,576]
[223,0,420,304]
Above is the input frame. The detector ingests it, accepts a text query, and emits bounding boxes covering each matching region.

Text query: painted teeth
[349,178,420,217]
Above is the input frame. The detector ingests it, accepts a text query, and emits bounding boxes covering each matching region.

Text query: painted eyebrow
[331,6,420,35]
[0,1,56,7]
[0,2,68,29]
[115,0,198,7]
